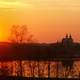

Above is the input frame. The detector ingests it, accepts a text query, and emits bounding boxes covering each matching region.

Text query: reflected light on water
[0,60,80,78]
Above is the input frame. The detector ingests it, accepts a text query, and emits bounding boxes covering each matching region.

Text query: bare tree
[9,25,33,44]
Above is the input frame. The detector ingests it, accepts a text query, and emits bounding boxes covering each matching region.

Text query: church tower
[62,34,73,46]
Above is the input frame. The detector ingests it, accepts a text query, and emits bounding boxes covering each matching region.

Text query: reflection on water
[0,60,80,78]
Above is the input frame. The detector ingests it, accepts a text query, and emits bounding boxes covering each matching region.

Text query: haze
[0,0,80,43]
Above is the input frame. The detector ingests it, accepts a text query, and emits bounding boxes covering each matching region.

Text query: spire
[66,34,68,38]
[69,34,72,39]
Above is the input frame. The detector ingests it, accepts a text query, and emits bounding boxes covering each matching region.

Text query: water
[0,60,80,78]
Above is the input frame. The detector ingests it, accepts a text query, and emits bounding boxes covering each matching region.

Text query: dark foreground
[0,76,79,80]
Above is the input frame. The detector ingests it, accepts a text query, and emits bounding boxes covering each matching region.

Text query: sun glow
[0,0,80,42]
[0,1,33,9]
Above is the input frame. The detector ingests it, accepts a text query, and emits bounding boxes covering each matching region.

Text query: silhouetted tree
[9,25,33,43]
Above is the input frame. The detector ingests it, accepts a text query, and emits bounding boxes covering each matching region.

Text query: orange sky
[0,0,80,43]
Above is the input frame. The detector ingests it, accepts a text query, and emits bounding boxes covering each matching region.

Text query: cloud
[0,1,33,9]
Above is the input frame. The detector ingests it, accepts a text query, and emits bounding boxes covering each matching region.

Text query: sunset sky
[0,0,80,43]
